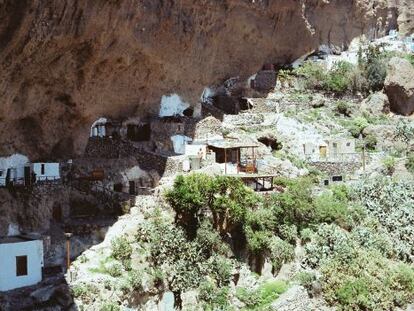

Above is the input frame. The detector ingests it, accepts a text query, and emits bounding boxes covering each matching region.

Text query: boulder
[360,92,390,115]
[384,57,414,116]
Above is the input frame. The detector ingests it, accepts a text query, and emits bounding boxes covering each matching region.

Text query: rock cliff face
[0,0,402,159]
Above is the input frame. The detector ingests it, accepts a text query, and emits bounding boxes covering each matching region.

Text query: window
[332,176,343,182]
[346,142,351,147]
[0,170,3,177]
[16,256,28,276]
[41,164,45,175]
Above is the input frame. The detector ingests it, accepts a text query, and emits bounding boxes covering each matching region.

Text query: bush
[268,237,295,271]
[320,250,414,311]
[199,281,231,310]
[99,301,121,311]
[405,154,414,173]
[382,156,396,175]
[335,100,351,116]
[166,174,260,238]
[347,117,369,137]
[111,236,132,270]
[295,271,317,291]
[323,61,354,94]
[294,61,326,90]
[358,45,388,92]
[236,280,289,309]
[364,134,377,150]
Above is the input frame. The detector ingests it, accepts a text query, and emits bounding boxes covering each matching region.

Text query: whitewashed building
[32,163,60,182]
[90,118,108,138]
[0,154,30,187]
[0,236,44,291]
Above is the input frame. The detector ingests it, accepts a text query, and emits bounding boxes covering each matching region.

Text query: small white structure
[171,135,192,154]
[90,118,108,138]
[304,138,356,162]
[185,143,208,160]
[0,236,44,291]
[0,154,30,187]
[159,94,190,117]
[32,163,60,182]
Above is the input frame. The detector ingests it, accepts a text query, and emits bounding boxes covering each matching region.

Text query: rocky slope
[0,0,401,160]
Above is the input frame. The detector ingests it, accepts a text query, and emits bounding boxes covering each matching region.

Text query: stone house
[32,163,60,182]
[0,235,44,291]
[303,137,356,162]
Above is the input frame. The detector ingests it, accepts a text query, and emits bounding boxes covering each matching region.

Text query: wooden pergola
[207,139,260,174]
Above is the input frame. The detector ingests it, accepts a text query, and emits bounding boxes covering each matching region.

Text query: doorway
[129,181,136,195]
[319,146,327,158]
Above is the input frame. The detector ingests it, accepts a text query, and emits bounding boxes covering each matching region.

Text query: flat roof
[0,235,40,244]
[207,138,260,149]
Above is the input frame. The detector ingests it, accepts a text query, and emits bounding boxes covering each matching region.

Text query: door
[129,181,136,195]
[319,146,327,158]
[24,166,31,186]
[53,204,62,222]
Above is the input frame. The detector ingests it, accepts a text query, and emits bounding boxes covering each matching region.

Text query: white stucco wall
[171,135,192,154]
[0,154,30,186]
[33,163,60,181]
[159,94,190,117]
[0,240,43,291]
[184,144,207,159]
[90,118,107,137]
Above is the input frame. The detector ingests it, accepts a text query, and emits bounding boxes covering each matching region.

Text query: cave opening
[127,124,151,142]
[258,136,283,151]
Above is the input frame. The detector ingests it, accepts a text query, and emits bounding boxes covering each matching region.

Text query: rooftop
[0,235,41,244]
[206,138,260,149]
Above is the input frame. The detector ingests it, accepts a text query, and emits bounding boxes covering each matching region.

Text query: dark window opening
[183,108,194,117]
[113,183,123,192]
[332,176,343,182]
[127,124,151,142]
[324,179,329,186]
[239,98,252,110]
[16,256,28,276]
[41,164,45,175]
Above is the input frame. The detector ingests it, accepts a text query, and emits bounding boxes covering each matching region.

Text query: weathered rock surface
[360,92,390,115]
[0,0,401,159]
[384,57,414,116]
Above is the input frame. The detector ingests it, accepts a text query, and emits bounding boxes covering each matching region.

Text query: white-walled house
[90,118,108,138]
[32,163,60,182]
[0,154,30,187]
[0,236,44,291]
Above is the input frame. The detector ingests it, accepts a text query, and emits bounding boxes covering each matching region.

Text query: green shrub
[320,250,414,311]
[358,44,388,92]
[364,134,377,150]
[111,236,132,270]
[106,261,123,277]
[405,154,414,173]
[347,117,369,137]
[199,281,231,310]
[382,156,396,175]
[277,224,298,245]
[335,100,351,116]
[300,228,314,244]
[268,237,295,271]
[323,61,354,94]
[314,192,350,228]
[294,61,326,90]
[295,271,317,291]
[166,174,260,238]
[99,301,121,311]
[236,280,289,309]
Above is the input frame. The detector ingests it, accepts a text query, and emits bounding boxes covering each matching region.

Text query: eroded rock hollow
[0,0,401,159]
